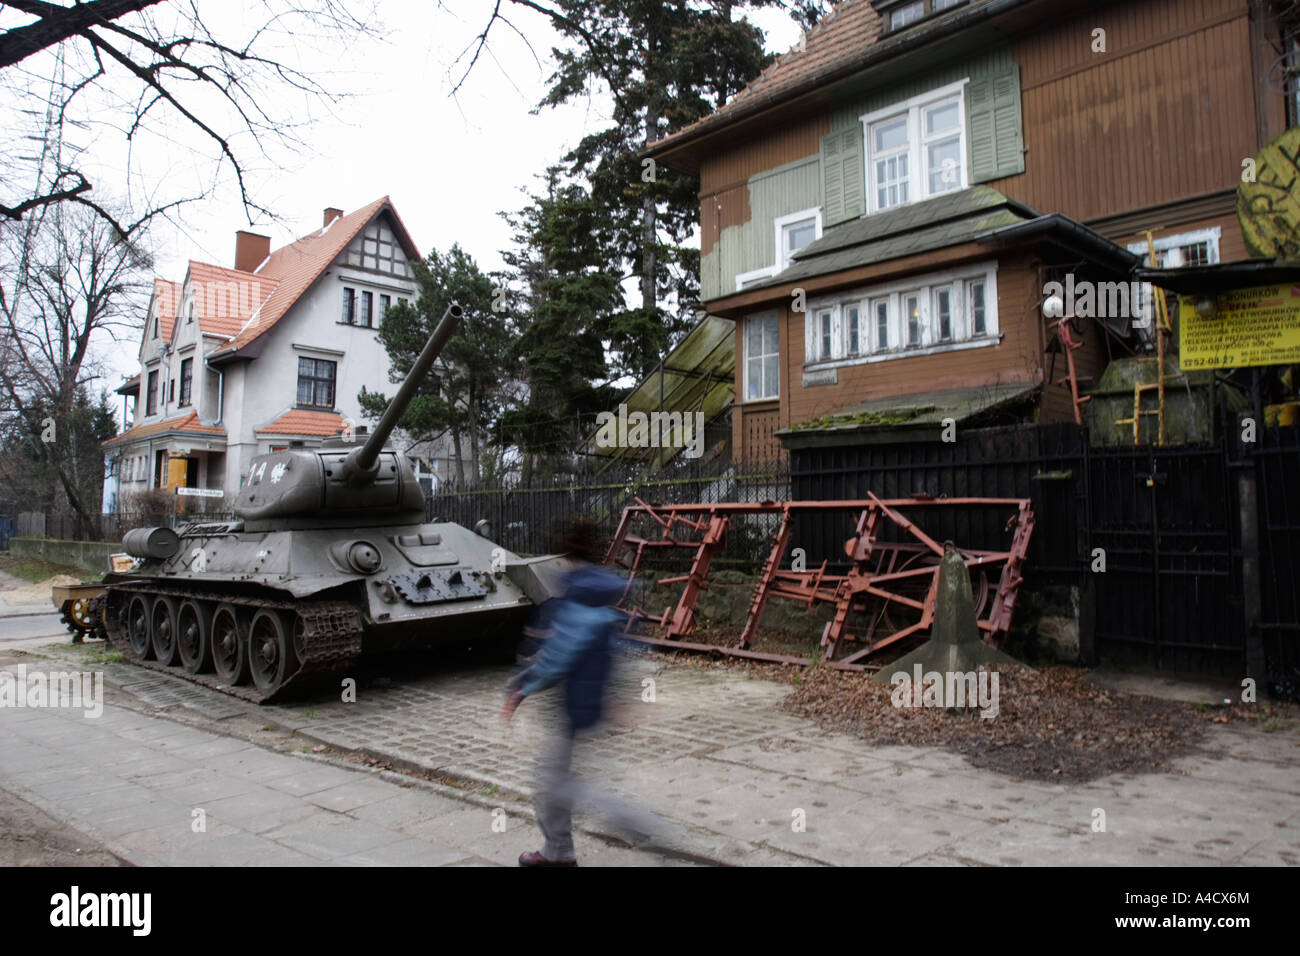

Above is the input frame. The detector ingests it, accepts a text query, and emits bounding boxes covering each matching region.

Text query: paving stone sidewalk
[0,677,677,866]
[7,642,1300,866]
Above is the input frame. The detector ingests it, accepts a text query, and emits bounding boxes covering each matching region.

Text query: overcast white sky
[10,1,802,389]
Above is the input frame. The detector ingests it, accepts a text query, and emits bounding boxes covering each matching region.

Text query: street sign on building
[175,487,224,498]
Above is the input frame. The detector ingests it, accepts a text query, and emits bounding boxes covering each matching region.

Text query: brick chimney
[234,230,270,273]
[323,207,343,228]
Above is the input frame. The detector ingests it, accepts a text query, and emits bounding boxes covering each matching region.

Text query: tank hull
[101,520,550,702]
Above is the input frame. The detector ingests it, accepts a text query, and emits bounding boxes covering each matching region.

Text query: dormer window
[878,0,967,33]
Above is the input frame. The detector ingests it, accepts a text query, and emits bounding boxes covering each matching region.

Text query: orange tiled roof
[254,409,346,437]
[184,261,279,339]
[102,411,226,448]
[153,278,181,342]
[212,197,416,359]
[647,0,882,157]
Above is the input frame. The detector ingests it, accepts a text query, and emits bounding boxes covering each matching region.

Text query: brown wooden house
[645,0,1293,460]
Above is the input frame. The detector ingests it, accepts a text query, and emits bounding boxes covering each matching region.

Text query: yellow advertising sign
[1179,283,1300,370]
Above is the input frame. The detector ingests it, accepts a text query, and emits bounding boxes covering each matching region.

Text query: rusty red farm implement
[605,495,1034,670]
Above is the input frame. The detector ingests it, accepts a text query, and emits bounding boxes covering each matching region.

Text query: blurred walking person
[500,518,658,866]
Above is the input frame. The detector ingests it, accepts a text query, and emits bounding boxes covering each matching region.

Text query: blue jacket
[515,565,624,730]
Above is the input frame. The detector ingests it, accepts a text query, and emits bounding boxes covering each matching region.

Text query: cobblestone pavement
[9,640,1300,866]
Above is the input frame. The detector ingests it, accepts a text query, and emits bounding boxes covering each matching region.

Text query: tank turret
[232,303,462,531]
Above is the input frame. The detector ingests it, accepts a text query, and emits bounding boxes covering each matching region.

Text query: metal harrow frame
[605,495,1034,670]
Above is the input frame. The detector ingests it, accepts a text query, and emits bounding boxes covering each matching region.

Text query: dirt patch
[781,665,1294,783]
[0,787,124,867]
[0,573,82,607]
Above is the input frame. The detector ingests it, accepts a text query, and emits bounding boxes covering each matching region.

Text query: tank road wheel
[249,609,294,695]
[151,596,180,666]
[125,594,153,660]
[211,603,249,686]
[176,600,212,674]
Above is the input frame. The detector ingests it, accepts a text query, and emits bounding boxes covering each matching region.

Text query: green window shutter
[967,65,1024,183]
[821,128,865,226]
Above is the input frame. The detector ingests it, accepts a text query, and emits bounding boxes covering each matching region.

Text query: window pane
[935,288,952,340]
[747,357,763,399]
[747,318,763,356]
[846,307,860,353]
[764,356,779,398]
[890,1,923,29]
[933,0,964,10]
[763,315,779,354]
[874,116,908,152]
[875,301,889,350]
[905,295,921,345]
[925,100,960,134]
[876,153,909,209]
[785,220,816,255]
[297,378,313,404]
[820,311,833,358]
[970,281,986,334]
[928,137,962,193]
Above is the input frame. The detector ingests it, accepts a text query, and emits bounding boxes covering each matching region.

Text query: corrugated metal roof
[582,314,736,466]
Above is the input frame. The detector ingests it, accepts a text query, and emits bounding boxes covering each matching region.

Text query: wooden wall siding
[992,0,1257,223]
[827,47,1016,133]
[699,115,828,197]
[699,115,827,301]
[731,254,1050,440]
[701,157,822,301]
[1040,320,1109,423]
[1115,211,1247,264]
[738,403,784,461]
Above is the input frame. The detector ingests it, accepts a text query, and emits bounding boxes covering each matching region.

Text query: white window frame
[843,301,864,356]
[805,261,999,369]
[860,79,969,215]
[870,297,891,353]
[735,265,779,291]
[774,207,823,272]
[743,311,781,402]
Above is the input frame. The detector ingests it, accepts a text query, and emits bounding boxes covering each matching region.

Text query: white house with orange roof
[104,198,447,511]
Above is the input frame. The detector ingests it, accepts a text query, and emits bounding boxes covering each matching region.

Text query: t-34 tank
[103,304,561,701]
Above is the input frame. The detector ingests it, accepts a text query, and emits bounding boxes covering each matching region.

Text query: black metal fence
[428,457,791,566]
[1254,423,1300,690]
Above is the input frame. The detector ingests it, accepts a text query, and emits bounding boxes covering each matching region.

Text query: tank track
[103,583,363,704]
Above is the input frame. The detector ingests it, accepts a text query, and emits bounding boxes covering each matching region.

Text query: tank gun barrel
[343,302,463,485]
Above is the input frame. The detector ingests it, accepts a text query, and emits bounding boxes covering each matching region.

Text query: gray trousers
[533,727,660,862]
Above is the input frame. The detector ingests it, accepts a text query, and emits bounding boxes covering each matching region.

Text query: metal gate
[1086,442,1244,676]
